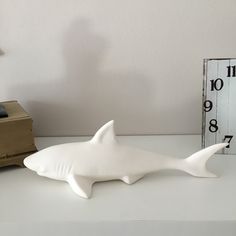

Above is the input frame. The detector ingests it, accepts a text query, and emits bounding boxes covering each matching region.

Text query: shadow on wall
[8,19,156,136]
[0,48,4,56]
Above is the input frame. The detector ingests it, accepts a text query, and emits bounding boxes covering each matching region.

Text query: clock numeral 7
[223,135,233,148]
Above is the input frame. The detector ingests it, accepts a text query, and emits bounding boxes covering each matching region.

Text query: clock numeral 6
[203,100,213,112]
[223,135,233,148]
[210,78,224,91]
[209,119,218,133]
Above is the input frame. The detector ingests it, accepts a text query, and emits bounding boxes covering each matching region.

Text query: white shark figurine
[24,120,228,199]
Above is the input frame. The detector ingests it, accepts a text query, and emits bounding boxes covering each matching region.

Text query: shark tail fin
[184,143,228,177]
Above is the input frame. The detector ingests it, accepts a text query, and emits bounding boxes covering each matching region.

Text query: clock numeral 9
[209,119,218,133]
[223,135,234,148]
[210,78,224,91]
[203,100,213,112]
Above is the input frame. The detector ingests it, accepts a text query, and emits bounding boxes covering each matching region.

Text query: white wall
[1,0,236,136]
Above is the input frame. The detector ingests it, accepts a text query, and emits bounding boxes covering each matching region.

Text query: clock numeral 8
[209,119,218,133]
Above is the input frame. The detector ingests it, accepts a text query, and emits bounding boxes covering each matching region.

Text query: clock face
[202,58,236,154]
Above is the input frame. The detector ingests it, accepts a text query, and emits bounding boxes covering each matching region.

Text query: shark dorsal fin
[91,120,117,144]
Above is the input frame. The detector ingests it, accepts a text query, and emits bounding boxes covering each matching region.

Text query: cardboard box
[0,101,37,167]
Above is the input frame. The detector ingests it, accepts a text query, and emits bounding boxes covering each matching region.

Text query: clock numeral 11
[227,65,236,77]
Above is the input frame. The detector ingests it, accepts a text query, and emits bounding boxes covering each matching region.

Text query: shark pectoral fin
[121,175,144,184]
[67,175,94,199]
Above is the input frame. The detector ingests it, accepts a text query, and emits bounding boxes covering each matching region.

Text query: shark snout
[24,154,45,173]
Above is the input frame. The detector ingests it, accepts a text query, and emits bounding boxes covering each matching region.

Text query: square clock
[202,58,236,154]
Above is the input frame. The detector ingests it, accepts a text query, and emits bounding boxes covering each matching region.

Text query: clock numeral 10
[210,78,224,91]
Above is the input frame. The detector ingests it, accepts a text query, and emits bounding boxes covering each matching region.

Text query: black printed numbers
[209,119,218,133]
[203,100,213,112]
[210,78,224,91]
[227,65,236,77]
[223,135,234,148]
[203,60,236,153]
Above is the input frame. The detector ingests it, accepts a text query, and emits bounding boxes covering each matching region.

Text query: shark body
[24,121,227,199]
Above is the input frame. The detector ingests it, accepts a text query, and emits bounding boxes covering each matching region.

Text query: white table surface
[0,135,236,235]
